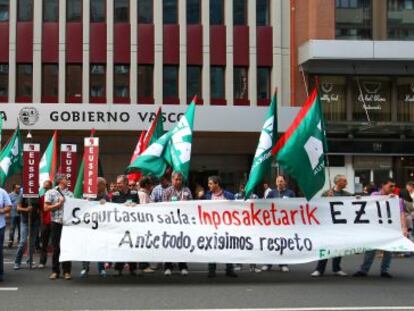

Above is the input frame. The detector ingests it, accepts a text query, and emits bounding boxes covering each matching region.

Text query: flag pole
[300,65,309,97]
[26,131,33,269]
[314,76,333,191]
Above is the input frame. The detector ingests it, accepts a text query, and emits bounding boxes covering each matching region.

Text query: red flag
[127,107,163,182]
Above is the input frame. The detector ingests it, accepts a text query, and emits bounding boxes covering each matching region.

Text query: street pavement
[1,246,414,311]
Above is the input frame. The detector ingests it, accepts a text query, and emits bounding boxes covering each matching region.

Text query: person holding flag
[44,174,74,280]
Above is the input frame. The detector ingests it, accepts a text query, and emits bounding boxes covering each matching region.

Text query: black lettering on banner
[50,111,58,121]
[138,112,147,122]
[0,111,7,121]
[353,201,370,224]
[72,207,81,224]
[168,113,176,123]
[120,112,129,122]
[330,201,347,224]
[61,111,70,122]
[119,231,133,248]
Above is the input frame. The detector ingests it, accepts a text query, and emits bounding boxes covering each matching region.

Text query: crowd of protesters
[0,171,413,283]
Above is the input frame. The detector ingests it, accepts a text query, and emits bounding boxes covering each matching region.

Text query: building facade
[0,0,293,191]
[295,0,414,193]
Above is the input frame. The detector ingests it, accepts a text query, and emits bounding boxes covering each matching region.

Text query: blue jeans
[0,226,5,278]
[15,220,40,266]
[360,250,392,274]
[8,215,20,244]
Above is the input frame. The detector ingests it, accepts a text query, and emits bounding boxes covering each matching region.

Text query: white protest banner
[60,196,414,263]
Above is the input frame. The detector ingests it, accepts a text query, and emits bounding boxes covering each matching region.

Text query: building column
[272,0,282,105]
[225,0,233,105]
[8,0,17,102]
[106,0,114,103]
[201,0,210,105]
[58,0,67,103]
[154,0,163,105]
[130,0,138,104]
[346,76,353,121]
[82,0,90,103]
[179,0,187,105]
[391,77,398,122]
[33,0,43,103]
[248,0,257,106]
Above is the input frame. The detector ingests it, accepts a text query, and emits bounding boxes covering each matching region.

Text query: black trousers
[165,262,188,270]
[208,263,234,273]
[315,257,342,274]
[40,223,51,265]
[51,222,71,274]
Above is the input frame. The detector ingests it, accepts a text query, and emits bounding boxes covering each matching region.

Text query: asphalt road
[1,246,414,311]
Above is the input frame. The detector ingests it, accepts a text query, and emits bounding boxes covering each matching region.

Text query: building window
[163,0,177,24]
[138,65,153,99]
[0,64,8,98]
[43,0,58,22]
[66,64,82,100]
[67,0,82,22]
[18,0,33,21]
[257,0,270,26]
[16,64,32,99]
[187,66,201,99]
[42,64,58,101]
[91,0,105,23]
[318,76,347,121]
[257,67,270,100]
[233,0,247,25]
[90,64,106,97]
[211,66,225,99]
[388,0,414,40]
[163,66,178,98]
[187,0,200,24]
[210,0,224,25]
[397,77,414,121]
[0,0,9,22]
[234,67,248,99]
[353,77,391,122]
[114,0,129,23]
[114,65,129,99]
[336,0,372,39]
[138,0,153,24]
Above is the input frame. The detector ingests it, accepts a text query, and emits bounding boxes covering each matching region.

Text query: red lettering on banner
[197,203,321,230]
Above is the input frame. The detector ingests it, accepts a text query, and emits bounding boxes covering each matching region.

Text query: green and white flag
[272,88,327,201]
[0,126,23,186]
[39,131,58,195]
[127,98,196,180]
[244,93,277,199]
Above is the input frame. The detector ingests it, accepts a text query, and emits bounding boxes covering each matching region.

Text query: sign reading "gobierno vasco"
[60,197,414,264]
[0,104,299,132]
